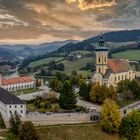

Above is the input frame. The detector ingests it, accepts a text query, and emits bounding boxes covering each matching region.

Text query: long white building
[0,87,26,118]
[0,75,36,91]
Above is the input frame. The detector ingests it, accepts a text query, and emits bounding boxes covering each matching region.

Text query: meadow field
[58,57,95,74]
[37,124,120,140]
[112,50,140,60]
[0,124,120,140]
[28,57,64,68]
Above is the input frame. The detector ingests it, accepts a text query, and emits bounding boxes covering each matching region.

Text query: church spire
[99,33,104,47]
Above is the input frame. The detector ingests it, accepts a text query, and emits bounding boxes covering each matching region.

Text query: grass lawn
[37,124,120,140]
[0,124,120,140]
[112,50,140,61]
[28,57,64,68]
[59,57,95,75]
[13,88,42,95]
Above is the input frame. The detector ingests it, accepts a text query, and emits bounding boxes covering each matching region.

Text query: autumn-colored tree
[100,99,121,134]
[108,85,117,100]
[19,121,38,140]
[36,79,42,87]
[90,83,108,103]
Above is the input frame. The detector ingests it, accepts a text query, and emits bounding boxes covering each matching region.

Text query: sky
[0,0,140,44]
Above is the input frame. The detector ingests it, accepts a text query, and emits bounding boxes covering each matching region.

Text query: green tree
[0,112,6,129]
[10,112,21,135]
[79,81,92,100]
[129,80,140,99]
[19,121,38,140]
[49,78,63,92]
[59,81,77,110]
[117,80,131,94]
[120,111,140,140]
[100,99,121,134]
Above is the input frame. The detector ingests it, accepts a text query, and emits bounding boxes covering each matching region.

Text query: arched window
[98,57,100,63]
[105,57,107,63]
[98,68,101,73]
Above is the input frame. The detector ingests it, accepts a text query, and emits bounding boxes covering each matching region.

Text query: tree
[49,78,63,92]
[59,81,77,110]
[117,80,140,99]
[100,99,121,134]
[10,112,21,135]
[79,81,92,100]
[90,83,107,103]
[36,79,42,87]
[0,112,6,129]
[129,80,140,99]
[108,85,117,100]
[120,111,140,140]
[19,121,38,140]
[117,80,131,94]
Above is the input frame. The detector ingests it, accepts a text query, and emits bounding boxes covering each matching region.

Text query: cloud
[66,0,117,10]
[0,0,140,44]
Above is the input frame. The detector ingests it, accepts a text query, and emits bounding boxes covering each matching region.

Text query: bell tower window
[98,57,100,63]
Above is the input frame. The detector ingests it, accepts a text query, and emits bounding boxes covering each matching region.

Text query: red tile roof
[2,76,35,86]
[108,59,131,73]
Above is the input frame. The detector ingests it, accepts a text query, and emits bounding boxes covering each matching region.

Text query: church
[92,35,135,88]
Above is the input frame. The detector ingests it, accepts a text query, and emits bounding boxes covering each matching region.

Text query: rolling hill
[58,29,140,52]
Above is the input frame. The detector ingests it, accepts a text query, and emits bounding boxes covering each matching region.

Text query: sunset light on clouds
[0,0,140,44]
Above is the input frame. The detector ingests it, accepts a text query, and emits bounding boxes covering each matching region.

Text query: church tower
[95,35,109,75]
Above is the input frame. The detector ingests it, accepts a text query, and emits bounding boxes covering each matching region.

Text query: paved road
[18,86,51,101]
[120,101,140,117]
[77,98,101,111]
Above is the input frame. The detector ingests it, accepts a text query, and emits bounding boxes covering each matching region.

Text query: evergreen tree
[19,121,38,140]
[59,81,77,110]
[10,112,21,135]
[100,99,121,134]
[0,112,6,129]
[79,81,92,100]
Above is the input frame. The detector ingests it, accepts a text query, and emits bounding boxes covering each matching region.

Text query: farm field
[28,57,64,68]
[112,50,140,60]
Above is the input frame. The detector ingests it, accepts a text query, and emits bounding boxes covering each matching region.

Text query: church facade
[92,35,135,88]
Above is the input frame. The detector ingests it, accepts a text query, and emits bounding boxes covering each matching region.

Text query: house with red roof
[0,75,36,92]
[92,35,135,88]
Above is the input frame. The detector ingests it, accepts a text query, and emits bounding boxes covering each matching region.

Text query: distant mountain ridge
[1,29,140,61]
[0,40,79,59]
[58,29,140,52]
